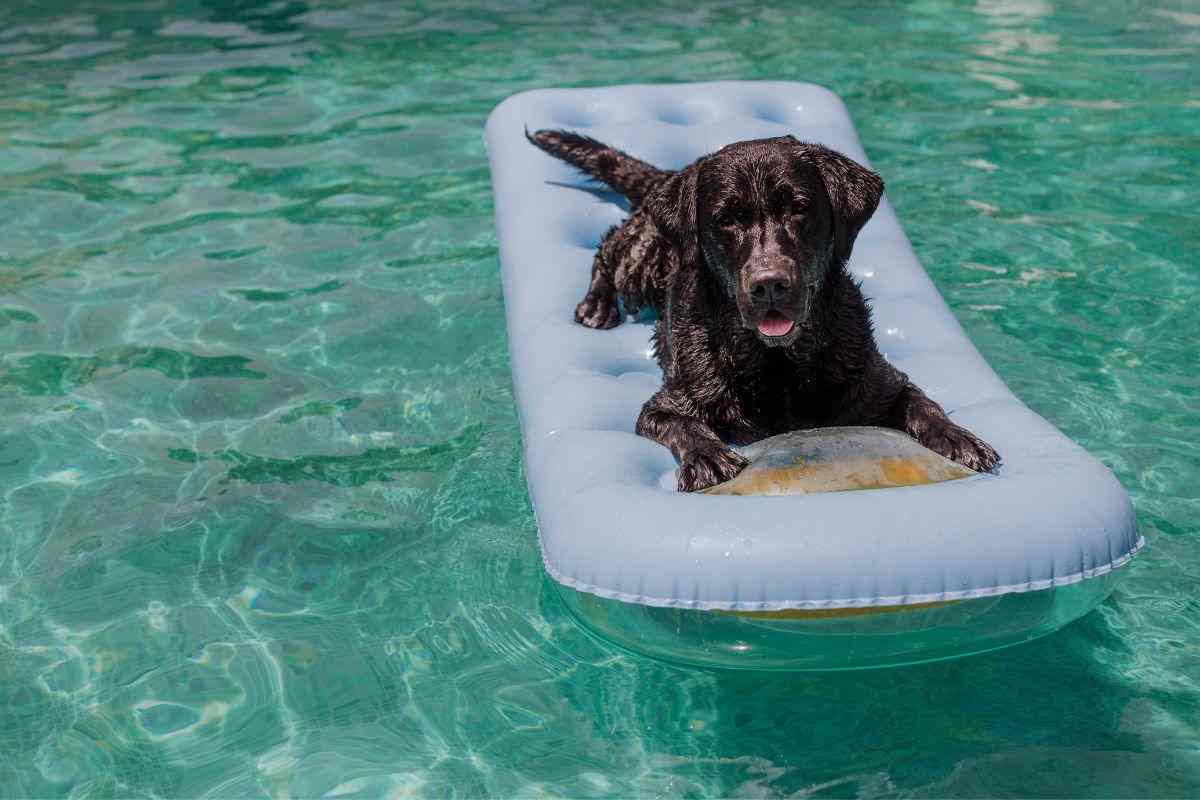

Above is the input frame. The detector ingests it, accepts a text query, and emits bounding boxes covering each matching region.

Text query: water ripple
[0,0,1197,797]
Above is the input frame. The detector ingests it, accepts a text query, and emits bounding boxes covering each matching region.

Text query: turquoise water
[1,0,1197,796]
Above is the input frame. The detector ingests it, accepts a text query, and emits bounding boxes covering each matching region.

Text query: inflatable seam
[539,532,1145,611]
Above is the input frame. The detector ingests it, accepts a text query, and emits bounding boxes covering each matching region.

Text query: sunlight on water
[0,1,1197,796]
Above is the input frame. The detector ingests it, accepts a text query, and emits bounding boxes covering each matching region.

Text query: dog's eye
[716,205,749,227]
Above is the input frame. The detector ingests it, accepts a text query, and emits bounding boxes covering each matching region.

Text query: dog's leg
[887,381,999,472]
[637,389,748,492]
[575,248,621,329]
[574,222,624,329]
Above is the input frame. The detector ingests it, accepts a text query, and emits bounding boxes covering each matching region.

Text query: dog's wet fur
[528,129,999,492]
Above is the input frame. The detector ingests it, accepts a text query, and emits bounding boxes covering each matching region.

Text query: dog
[528,129,999,492]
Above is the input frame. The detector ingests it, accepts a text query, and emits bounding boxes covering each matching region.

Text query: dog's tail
[525,128,669,207]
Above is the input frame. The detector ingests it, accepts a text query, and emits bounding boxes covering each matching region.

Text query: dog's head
[647,136,883,347]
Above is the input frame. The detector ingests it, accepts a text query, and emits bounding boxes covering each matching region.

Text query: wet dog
[528,130,999,491]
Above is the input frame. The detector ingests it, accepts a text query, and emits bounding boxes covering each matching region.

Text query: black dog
[528,130,999,492]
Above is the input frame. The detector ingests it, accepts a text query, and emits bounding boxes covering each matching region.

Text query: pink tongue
[757,312,795,337]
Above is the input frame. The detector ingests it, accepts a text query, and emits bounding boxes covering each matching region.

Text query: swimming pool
[0,0,1196,796]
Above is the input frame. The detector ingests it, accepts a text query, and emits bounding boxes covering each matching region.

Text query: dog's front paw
[923,422,1000,473]
[575,291,621,329]
[677,447,749,492]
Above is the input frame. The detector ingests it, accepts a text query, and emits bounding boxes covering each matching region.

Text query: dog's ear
[643,166,701,268]
[795,142,884,264]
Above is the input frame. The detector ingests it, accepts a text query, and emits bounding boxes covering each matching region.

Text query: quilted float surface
[485,82,1141,610]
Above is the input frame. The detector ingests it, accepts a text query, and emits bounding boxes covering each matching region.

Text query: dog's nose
[748,270,792,305]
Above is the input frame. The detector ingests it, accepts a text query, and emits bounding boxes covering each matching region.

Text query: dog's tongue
[757,312,795,338]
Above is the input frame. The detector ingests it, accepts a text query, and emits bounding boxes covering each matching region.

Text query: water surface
[1,1,1198,797]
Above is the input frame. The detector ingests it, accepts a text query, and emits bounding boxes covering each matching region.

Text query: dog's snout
[748,269,792,305]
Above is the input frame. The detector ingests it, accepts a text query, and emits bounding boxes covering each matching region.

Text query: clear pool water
[1,1,1197,797]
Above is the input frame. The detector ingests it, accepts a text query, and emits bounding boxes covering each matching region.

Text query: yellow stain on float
[706,454,973,496]
[721,598,958,620]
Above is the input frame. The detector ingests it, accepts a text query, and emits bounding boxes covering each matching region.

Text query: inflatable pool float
[484,81,1142,670]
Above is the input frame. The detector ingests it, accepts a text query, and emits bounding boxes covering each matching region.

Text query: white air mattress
[485,81,1141,614]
